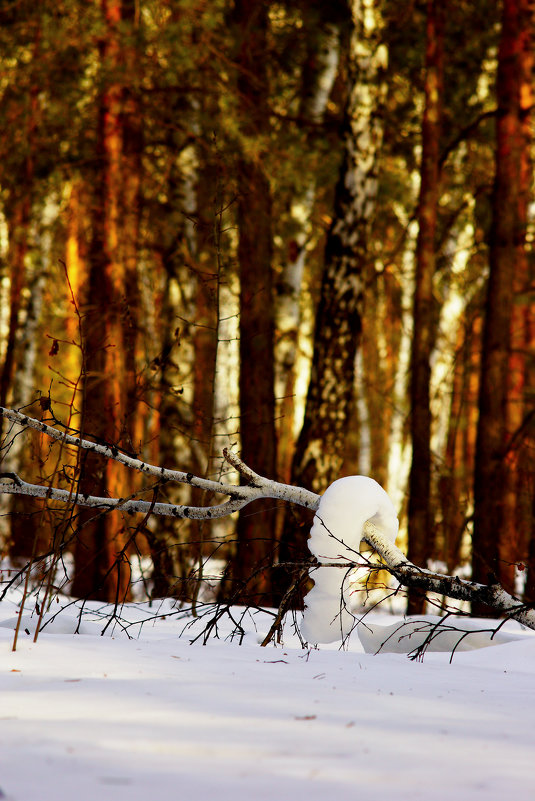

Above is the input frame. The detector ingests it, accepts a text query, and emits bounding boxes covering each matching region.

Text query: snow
[357,613,526,654]
[1,593,535,801]
[301,475,399,643]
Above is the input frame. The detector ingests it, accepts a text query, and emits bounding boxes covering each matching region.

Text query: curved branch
[1,406,245,498]
[222,446,320,509]
[0,477,248,519]
[1,406,320,510]
[4,405,532,630]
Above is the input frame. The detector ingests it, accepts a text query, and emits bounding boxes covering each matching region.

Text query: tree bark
[0,76,38,437]
[221,0,278,605]
[407,0,444,615]
[275,10,341,486]
[73,0,141,601]
[438,305,482,573]
[472,0,533,608]
[276,0,387,601]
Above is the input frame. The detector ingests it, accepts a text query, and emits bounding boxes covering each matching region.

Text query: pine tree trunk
[407,0,444,615]
[472,0,533,608]
[438,306,482,572]
[73,0,141,601]
[502,9,534,598]
[221,0,278,605]
[359,268,403,489]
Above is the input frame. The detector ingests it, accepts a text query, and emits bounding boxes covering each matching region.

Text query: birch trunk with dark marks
[276,0,387,601]
[5,220,49,560]
[275,12,341,485]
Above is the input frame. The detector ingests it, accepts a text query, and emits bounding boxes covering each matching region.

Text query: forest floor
[1,590,534,801]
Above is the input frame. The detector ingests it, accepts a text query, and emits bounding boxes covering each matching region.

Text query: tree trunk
[0,80,37,436]
[407,0,444,615]
[72,0,141,601]
[358,267,403,489]
[220,0,278,606]
[472,0,533,609]
[438,305,482,573]
[275,12,341,486]
[276,0,387,601]
[502,7,534,599]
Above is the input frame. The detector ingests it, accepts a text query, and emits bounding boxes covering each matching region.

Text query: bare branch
[1,406,244,497]
[362,520,535,631]
[0,475,248,519]
[0,406,320,511]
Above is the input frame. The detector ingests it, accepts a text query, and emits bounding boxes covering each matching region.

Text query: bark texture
[275,10,341,485]
[73,0,141,601]
[472,0,533,607]
[407,0,444,614]
[223,0,278,605]
[277,0,387,600]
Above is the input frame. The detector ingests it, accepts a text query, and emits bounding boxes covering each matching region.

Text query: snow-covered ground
[1,592,534,801]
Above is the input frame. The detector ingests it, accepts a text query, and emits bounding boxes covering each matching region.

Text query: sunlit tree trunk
[73,0,141,601]
[502,12,534,599]
[276,0,387,600]
[472,0,533,607]
[407,0,444,615]
[0,84,37,436]
[358,267,403,489]
[275,10,341,486]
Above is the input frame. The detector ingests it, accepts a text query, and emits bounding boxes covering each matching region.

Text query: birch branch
[362,520,535,631]
[0,406,320,512]
[0,475,249,519]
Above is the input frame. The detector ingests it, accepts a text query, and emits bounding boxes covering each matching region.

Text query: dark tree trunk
[221,0,278,606]
[73,0,141,601]
[472,0,533,610]
[407,0,444,615]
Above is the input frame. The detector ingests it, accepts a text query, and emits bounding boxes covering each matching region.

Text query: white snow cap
[301,476,399,645]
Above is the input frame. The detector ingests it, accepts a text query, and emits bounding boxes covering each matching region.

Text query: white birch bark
[0,208,49,547]
[291,0,388,494]
[275,22,341,391]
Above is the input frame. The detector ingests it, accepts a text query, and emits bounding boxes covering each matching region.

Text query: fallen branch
[0,406,319,513]
[0,474,249,519]
[362,520,535,631]
[1,405,534,630]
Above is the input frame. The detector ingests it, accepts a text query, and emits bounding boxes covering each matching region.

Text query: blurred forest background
[0,0,534,615]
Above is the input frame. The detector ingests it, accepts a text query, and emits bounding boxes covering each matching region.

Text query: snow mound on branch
[301,476,399,645]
